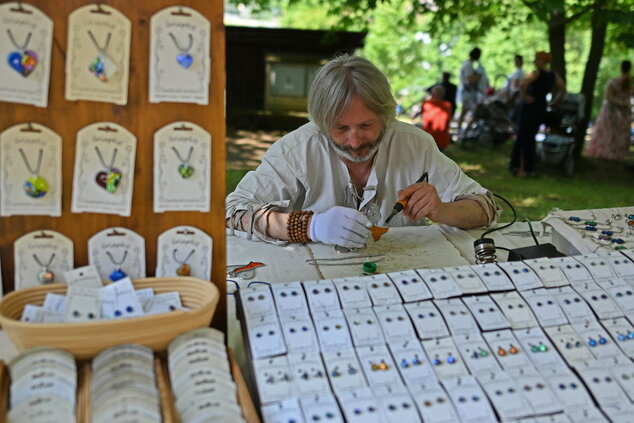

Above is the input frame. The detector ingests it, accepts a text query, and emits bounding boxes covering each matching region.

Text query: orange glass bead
[497,347,507,356]
[509,345,519,354]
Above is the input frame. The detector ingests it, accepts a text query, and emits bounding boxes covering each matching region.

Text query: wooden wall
[0,0,227,329]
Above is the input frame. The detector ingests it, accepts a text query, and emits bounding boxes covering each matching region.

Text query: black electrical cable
[480,193,517,239]
[524,218,540,245]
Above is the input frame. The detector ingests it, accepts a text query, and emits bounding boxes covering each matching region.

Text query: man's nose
[347,128,364,147]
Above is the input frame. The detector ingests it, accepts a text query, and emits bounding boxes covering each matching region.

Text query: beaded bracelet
[287,210,313,243]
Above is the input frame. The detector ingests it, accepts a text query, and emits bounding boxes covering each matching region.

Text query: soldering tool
[384,172,429,224]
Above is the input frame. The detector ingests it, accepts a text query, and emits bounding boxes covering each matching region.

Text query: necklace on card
[106,250,128,281]
[171,146,195,178]
[19,148,48,198]
[33,253,56,284]
[169,32,194,69]
[94,146,122,193]
[7,29,38,77]
[87,30,117,82]
[173,248,195,276]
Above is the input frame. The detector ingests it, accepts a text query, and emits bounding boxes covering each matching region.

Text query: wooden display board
[0,0,227,329]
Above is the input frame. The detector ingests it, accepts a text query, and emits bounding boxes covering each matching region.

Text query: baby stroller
[461,77,516,149]
[537,93,585,176]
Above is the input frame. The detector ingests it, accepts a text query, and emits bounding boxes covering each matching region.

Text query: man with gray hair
[226,54,499,249]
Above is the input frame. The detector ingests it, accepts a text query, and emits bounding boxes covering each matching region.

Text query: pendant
[24,175,48,198]
[37,268,55,284]
[110,268,127,282]
[177,53,193,69]
[178,163,195,179]
[88,53,118,82]
[176,263,191,276]
[8,50,38,77]
[96,168,122,193]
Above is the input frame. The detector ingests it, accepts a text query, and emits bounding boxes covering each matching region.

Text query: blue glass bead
[588,339,597,347]
[612,238,625,244]
[569,216,581,222]
[618,334,627,341]
[110,268,127,281]
[602,230,613,236]
[628,332,634,339]
[585,226,597,231]
[432,358,441,366]
[447,355,456,364]
[570,383,577,389]
[114,310,122,317]
[126,306,134,313]
[599,337,607,345]
[401,359,409,368]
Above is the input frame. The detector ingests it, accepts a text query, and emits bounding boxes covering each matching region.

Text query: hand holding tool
[384,172,428,224]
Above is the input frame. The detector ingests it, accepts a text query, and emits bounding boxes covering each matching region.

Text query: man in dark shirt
[426,72,457,118]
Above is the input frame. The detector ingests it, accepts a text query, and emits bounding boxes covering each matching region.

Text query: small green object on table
[363,261,377,274]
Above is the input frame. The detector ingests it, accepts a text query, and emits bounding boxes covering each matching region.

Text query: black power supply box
[507,243,565,261]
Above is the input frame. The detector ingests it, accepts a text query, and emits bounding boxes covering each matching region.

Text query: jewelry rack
[0,0,227,330]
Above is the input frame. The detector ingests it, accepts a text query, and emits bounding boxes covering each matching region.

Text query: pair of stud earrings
[330,364,357,377]
[617,331,634,341]
[400,356,422,368]
[432,355,456,366]
[497,344,519,356]
[265,373,291,384]
[530,342,548,352]
[470,348,490,359]
[370,360,389,371]
[587,336,608,347]
[565,341,583,349]
[300,370,323,380]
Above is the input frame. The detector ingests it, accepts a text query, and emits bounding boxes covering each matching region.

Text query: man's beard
[328,128,385,163]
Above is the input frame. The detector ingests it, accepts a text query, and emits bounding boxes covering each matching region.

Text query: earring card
[444,265,488,295]
[462,294,510,331]
[332,277,373,309]
[520,288,569,327]
[387,269,433,302]
[404,300,450,339]
[497,261,544,291]
[321,350,367,394]
[524,257,570,287]
[416,268,461,299]
[482,329,535,372]
[469,263,514,291]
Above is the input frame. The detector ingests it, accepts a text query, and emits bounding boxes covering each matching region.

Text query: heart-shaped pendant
[176,263,191,276]
[8,50,38,77]
[178,163,195,179]
[177,53,193,69]
[24,175,48,198]
[37,269,55,284]
[95,168,122,193]
[110,268,127,282]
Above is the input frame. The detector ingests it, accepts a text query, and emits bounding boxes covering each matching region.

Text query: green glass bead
[584,221,596,226]
[178,163,195,179]
[480,350,489,357]
[539,344,548,352]
[531,345,539,352]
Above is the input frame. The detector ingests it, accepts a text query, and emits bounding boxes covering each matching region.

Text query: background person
[586,60,633,162]
[422,85,452,151]
[509,51,566,177]
[226,55,500,249]
[457,47,488,138]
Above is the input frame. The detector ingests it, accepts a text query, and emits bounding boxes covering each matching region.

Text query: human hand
[309,206,371,248]
[397,181,445,222]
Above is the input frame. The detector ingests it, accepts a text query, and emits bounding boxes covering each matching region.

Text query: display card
[600,317,634,359]
[299,394,345,423]
[262,397,305,423]
[443,376,497,423]
[544,325,595,366]
[153,121,211,212]
[343,307,385,347]
[88,226,146,282]
[364,274,402,305]
[374,304,417,344]
[476,372,533,421]
[462,294,510,331]
[513,327,567,371]
[356,344,403,389]
[444,265,488,295]
[482,329,535,371]
[387,269,433,302]
[321,350,368,394]
[573,282,623,319]
[572,320,624,360]
[388,340,436,386]
[272,282,309,316]
[490,291,539,329]
[408,382,460,423]
[253,356,294,404]
[0,3,53,107]
[65,4,130,104]
[14,229,73,289]
[548,286,596,324]
[303,280,341,312]
[552,256,594,286]
[332,276,372,309]
[279,317,319,354]
[156,225,213,280]
[520,288,569,328]
[574,254,618,281]
[470,263,514,291]
[601,251,634,279]
[71,122,136,216]
[453,333,501,375]
[287,352,330,396]
[421,337,469,380]
[434,298,479,335]
[149,6,211,104]
[497,261,543,291]
[404,300,450,339]
[312,309,353,352]
[601,279,634,316]
[0,123,62,216]
[524,257,570,288]
[416,268,462,299]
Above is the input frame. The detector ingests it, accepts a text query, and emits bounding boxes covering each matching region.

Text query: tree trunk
[575,1,607,155]
[548,9,567,81]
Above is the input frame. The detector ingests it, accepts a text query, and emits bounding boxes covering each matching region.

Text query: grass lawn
[227,135,634,223]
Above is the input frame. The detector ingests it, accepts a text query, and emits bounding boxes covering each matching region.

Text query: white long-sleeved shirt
[226,121,499,243]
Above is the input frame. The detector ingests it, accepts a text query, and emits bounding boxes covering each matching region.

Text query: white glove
[309,206,372,248]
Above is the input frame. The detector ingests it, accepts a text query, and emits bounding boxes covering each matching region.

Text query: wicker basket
[0,277,219,359]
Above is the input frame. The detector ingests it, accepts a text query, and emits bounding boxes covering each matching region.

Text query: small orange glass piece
[509,345,519,354]
[370,226,389,241]
[497,347,506,356]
